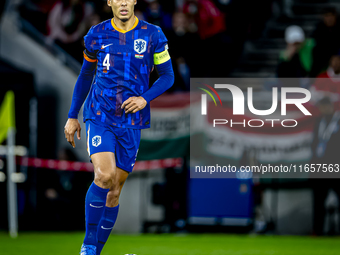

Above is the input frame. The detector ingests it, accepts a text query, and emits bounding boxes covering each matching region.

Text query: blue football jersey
[83,17,169,129]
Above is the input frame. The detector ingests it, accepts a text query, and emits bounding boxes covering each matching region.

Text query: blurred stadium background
[1,0,340,254]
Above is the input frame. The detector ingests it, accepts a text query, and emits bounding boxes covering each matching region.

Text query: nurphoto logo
[200,84,312,128]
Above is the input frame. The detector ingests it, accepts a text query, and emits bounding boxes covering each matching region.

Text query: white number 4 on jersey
[103,53,110,70]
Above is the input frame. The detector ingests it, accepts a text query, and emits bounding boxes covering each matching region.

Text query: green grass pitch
[1,232,340,255]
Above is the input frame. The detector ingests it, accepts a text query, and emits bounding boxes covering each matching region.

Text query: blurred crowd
[277,7,340,236]
[13,0,340,89]
[278,7,340,80]
[18,0,274,91]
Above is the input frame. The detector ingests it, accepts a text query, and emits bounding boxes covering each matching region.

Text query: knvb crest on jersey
[134,39,147,54]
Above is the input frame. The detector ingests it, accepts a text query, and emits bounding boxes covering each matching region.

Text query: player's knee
[94,170,115,189]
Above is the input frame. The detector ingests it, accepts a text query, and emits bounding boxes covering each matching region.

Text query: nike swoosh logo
[101,226,113,230]
[90,204,104,208]
[101,44,113,49]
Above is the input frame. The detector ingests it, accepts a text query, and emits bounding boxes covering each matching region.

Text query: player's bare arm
[64,118,81,148]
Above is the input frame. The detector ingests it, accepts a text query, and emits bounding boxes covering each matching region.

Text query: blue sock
[96,205,119,255]
[83,182,109,246]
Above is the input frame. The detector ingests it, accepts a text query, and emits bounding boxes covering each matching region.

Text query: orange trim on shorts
[87,124,90,156]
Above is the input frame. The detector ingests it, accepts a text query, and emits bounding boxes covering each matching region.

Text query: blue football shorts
[85,119,141,172]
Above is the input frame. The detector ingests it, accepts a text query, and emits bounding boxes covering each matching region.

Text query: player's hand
[64,118,81,148]
[121,96,147,114]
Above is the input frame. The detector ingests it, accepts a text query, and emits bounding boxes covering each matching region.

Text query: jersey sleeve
[84,26,97,60]
[153,27,170,65]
